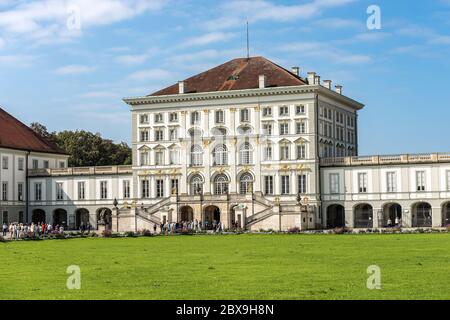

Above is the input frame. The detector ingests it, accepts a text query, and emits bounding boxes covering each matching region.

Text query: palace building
[2,56,450,231]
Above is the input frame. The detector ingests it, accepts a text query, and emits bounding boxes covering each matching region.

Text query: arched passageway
[326,204,345,229]
[382,203,402,227]
[75,208,90,229]
[412,203,432,228]
[354,204,373,228]
[32,209,46,224]
[53,209,67,228]
[179,206,194,222]
[203,205,220,230]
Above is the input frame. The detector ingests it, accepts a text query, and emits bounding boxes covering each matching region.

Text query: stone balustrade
[320,153,450,167]
[28,165,133,177]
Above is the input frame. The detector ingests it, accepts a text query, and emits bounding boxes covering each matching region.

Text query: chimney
[315,75,321,85]
[323,80,332,90]
[335,85,343,94]
[307,72,316,85]
[291,67,300,76]
[259,75,267,89]
[178,81,185,94]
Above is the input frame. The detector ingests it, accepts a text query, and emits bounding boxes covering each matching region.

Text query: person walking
[2,222,7,237]
[153,223,157,234]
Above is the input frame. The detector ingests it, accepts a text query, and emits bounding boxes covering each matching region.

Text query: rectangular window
[2,157,8,170]
[280,145,290,160]
[264,176,274,195]
[140,130,149,142]
[281,175,290,195]
[56,182,64,201]
[154,113,163,123]
[154,129,164,141]
[35,183,42,201]
[140,151,149,166]
[18,158,24,171]
[100,181,108,200]
[330,173,339,194]
[169,112,178,122]
[155,151,164,165]
[123,180,130,199]
[262,123,272,135]
[169,149,179,165]
[141,180,150,198]
[156,179,164,198]
[358,173,368,193]
[264,145,273,161]
[298,174,307,194]
[262,107,272,117]
[386,172,397,193]
[295,105,306,115]
[140,114,149,124]
[18,183,23,201]
[296,121,306,134]
[59,161,65,168]
[44,160,49,169]
[2,182,8,201]
[191,112,200,125]
[169,128,178,140]
[280,123,289,135]
[240,108,249,122]
[296,144,306,160]
[215,110,224,124]
[416,171,426,191]
[78,181,85,200]
[279,106,289,116]
[171,179,179,195]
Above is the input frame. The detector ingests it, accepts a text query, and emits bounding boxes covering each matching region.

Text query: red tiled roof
[149,56,307,96]
[0,107,67,155]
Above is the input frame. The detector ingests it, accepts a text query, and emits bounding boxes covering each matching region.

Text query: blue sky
[0,0,449,155]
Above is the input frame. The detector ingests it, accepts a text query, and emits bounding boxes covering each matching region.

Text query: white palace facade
[2,56,450,231]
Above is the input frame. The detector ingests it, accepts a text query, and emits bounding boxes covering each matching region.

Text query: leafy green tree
[30,123,131,167]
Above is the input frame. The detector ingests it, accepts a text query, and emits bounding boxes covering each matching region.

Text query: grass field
[1,233,449,300]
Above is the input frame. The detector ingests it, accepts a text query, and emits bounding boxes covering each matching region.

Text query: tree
[30,123,132,167]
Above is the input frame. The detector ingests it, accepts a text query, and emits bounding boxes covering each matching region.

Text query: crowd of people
[2,222,65,240]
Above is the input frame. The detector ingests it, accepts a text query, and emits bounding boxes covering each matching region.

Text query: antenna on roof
[246,20,250,60]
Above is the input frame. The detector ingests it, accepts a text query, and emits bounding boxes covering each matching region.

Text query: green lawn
[1,233,449,300]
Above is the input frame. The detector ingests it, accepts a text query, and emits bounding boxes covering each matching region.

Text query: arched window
[239,142,253,165]
[213,144,228,166]
[190,175,203,195]
[214,174,229,195]
[190,145,203,167]
[240,173,254,194]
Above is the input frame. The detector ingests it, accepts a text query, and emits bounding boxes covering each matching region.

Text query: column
[432,206,442,227]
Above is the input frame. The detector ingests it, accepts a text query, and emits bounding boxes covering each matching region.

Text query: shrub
[102,230,112,238]
[181,229,194,236]
[140,229,153,237]
[125,231,137,238]
[287,227,300,234]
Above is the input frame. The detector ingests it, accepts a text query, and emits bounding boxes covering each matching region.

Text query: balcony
[28,165,133,177]
[320,153,450,167]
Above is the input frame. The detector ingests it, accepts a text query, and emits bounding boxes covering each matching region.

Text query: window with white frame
[262,123,273,135]
[169,112,178,122]
[296,144,306,160]
[296,105,306,115]
[1,182,7,201]
[2,157,8,170]
[18,158,24,171]
[169,128,178,140]
[78,181,85,200]
[358,173,368,193]
[240,108,249,122]
[239,142,253,164]
[239,173,253,194]
[280,144,290,160]
[190,175,203,195]
[281,175,290,195]
[213,144,228,166]
[416,171,426,191]
[386,172,397,193]
[140,114,149,124]
[44,160,49,169]
[264,176,274,195]
[264,144,273,161]
[59,161,65,168]
[56,182,64,200]
[296,121,306,134]
[140,130,149,142]
[155,150,164,165]
[35,183,42,201]
[190,145,203,167]
[171,179,179,195]
[330,173,339,194]
[279,105,289,116]
[262,107,272,117]
[214,174,229,195]
[141,180,149,198]
[298,174,307,194]
[123,180,130,199]
[191,111,200,125]
[169,149,179,165]
[154,129,164,141]
[215,110,224,124]
[154,113,163,123]
[100,181,108,199]
[140,151,149,166]
[280,123,289,135]
[156,179,164,198]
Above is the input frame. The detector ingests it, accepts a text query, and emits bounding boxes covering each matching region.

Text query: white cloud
[127,68,175,81]
[54,64,96,75]
[0,38,4,49]
[0,0,166,43]
[79,91,118,98]
[0,54,35,66]
[312,18,361,29]
[279,42,371,65]
[179,32,236,48]
[115,54,149,66]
